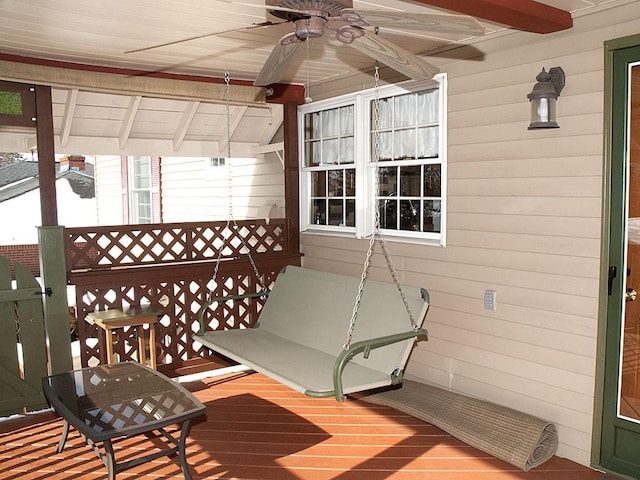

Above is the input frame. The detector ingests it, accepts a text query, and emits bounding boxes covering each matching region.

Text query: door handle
[626,288,637,302]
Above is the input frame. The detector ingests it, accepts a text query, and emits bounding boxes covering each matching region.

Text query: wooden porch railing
[65,219,301,375]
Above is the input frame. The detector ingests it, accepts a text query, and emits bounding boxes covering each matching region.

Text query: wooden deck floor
[0,371,611,480]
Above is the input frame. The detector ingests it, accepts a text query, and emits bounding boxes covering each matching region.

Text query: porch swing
[194,69,430,401]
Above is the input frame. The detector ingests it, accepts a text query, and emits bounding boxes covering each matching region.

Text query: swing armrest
[197,291,269,335]
[305,328,429,402]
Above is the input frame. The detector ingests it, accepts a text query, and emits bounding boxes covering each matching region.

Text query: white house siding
[161,151,284,222]
[299,1,640,467]
[93,155,123,226]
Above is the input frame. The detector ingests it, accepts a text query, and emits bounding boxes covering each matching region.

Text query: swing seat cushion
[195,265,429,399]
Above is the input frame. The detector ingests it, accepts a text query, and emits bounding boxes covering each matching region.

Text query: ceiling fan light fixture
[294,16,326,39]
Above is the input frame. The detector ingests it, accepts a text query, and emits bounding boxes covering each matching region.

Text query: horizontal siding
[161,155,284,222]
[300,2,640,467]
[93,155,123,226]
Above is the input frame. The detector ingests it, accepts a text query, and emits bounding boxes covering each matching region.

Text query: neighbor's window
[129,156,152,223]
[299,77,447,245]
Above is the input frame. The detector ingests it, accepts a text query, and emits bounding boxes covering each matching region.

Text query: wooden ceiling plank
[409,0,573,34]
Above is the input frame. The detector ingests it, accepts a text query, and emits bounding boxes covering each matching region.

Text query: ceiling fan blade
[341,11,485,37]
[254,33,303,86]
[348,30,439,81]
[125,21,284,54]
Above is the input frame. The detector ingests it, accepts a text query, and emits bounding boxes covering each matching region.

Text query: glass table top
[42,362,205,442]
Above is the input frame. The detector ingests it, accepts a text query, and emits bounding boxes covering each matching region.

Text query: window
[299,77,447,245]
[129,156,152,223]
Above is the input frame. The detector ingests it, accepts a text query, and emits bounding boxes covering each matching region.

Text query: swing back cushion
[195,265,429,400]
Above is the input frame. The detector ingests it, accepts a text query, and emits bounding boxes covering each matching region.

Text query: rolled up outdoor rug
[352,380,558,471]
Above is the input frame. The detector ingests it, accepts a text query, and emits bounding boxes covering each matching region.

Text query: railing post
[38,226,73,374]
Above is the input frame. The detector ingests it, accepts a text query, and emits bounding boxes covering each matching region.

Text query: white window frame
[128,155,152,224]
[298,76,447,246]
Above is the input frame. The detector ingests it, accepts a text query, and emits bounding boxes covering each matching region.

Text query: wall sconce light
[527,67,565,129]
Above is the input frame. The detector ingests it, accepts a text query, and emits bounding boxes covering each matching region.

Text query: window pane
[424,165,441,197]
[323,138,339,164]
[346,199,356,227]
[379,167,397,196]
[132,191,151,224]
[312,199,326,225]
[340,136,354,164]
[132,157,150,188]
[377,97,393,130]
[394,128,415,160]
[417,126,439,159]
[311,171,326,196]
[323,108,339,137]
[400,199,419,231]
[378,132,394,161]
[394,93,415,127]
[417,89,439,124]
[423,200,442,233]
[380,198,397,229]
[306,140,321,166]
[400,166,421,196]
[328,199,343,226]
[328,170,343,197]
[341,105,354,135]
[345,169,356,196]
[305,111,321,139]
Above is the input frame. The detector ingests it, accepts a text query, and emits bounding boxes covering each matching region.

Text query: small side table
[87,305,162,369]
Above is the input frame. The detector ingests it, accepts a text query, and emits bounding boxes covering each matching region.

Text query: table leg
[178,419,194,480]
[103,440,116,480]
[149,324,157,370]
[136,326,147,366]
[105,327,115,364]
[56,419,70,453]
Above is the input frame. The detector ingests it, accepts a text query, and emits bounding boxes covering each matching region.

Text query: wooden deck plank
[0,371,609,480]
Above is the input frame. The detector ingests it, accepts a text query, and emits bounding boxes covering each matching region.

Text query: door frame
[594,33,640,478]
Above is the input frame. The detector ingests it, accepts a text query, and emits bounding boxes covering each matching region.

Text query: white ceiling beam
[252,141,285,168]
[119,95,142,150]
[259,105,284,145]
[59,89,79,148]
[219,105,248,156]
[173,101,200,151]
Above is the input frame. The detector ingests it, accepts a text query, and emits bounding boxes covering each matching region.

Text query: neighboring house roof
[0,161,95,203]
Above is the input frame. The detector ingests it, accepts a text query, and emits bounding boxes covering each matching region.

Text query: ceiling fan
[254,0,484,86]
[127,0,485,87]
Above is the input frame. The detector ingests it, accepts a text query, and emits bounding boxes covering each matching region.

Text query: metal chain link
[211,71,267,297]
[343,66,418,350]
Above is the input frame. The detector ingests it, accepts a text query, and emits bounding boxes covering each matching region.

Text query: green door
[601,39,640,479]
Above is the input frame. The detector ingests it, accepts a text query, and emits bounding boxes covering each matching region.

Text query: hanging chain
[211,71,267,296]
[344,66,418,350]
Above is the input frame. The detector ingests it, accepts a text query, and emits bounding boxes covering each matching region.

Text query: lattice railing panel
[75,270,279,369]
[66,220,286,272]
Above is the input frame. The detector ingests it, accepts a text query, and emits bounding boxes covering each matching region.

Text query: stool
[87,305,162,369]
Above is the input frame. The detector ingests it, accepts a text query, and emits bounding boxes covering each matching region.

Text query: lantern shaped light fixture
[527,67,565,129]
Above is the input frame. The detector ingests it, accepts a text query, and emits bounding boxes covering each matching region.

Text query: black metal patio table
[42,361,206,480]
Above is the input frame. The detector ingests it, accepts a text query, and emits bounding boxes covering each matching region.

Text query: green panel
[38,226,73,374]
[0,91,23,115]
[599,37,640,479]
